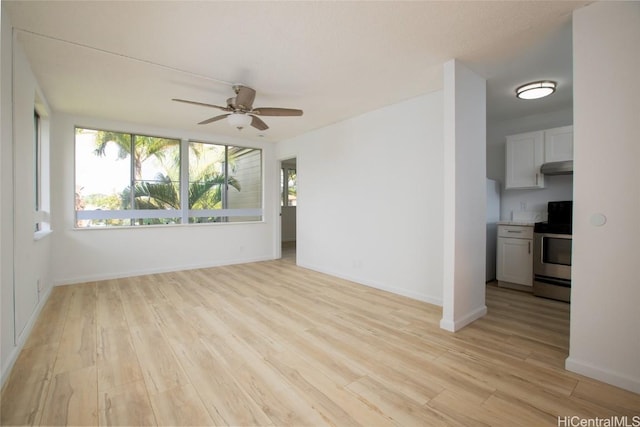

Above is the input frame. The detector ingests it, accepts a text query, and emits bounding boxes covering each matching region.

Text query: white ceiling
[5,1,589,142]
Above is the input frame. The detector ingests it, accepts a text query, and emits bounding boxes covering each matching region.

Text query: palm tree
[90,130,180,180]
[121,171,241,223]
[80,129,244,223]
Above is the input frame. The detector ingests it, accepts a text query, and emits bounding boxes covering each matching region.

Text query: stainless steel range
[533,201,572,302]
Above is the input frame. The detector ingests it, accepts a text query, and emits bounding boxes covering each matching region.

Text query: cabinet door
[497,237,533,286]
[505,131,544,189]
[544,126,573,162]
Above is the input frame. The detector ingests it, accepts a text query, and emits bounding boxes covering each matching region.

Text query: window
[75,127,262,228]
[34,111,41,231]
[34,107,50,236]
[281,166,297,207]
[188,142,262,223]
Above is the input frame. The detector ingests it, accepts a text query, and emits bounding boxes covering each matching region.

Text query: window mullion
[130,134,136,225]
[180,139,189,224]
[223,145,229,222]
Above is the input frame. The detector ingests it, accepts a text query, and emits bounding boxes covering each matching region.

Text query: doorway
[280,158,297,261]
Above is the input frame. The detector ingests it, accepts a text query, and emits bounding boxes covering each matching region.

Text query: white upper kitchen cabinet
[544,125,574,162]
[505,125,574,190]
[505,131,545,189]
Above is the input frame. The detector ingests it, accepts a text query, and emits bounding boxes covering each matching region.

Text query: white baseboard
[565,356,640,394]
[1,286,53,389]
[53,255,274,286]
[297,261,443,306]
[440,305,487,332]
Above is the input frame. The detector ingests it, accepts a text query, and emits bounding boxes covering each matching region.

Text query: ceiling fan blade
[251,107,303,117]
[172,98,229,111]
[198,114,230,125]
[250,115,269,131]
[234,85,256,110]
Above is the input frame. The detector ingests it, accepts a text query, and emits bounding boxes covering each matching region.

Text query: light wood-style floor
[2,253,639,426]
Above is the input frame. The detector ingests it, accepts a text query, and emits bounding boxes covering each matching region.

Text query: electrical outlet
[520,201,527,211]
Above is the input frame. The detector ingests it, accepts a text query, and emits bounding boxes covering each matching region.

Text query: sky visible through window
[76,129,178,209]
[75,130,129,198]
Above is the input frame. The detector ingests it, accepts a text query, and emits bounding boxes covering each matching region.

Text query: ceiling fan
[172,85,303,131]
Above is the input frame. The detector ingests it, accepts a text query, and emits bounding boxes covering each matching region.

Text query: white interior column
[440,59,487,332]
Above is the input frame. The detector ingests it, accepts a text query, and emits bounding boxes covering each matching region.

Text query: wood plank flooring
[2,255,639,426]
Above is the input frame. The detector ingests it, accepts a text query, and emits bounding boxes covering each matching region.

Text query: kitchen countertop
[497,221,535,226]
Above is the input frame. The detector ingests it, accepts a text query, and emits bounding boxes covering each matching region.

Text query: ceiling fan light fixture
[227,113,252,129]
[516,80,556,100]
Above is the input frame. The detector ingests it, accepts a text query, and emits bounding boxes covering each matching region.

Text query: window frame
[187,141,263,223]
[74,127,264,228]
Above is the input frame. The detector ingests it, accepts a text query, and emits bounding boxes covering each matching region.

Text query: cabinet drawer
[498,225,533,239]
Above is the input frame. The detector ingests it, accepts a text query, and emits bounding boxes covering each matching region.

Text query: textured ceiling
[4,1,588,142]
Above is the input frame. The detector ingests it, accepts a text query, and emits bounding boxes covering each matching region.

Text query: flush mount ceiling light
[516,81,557,100]
[227,112,252,130]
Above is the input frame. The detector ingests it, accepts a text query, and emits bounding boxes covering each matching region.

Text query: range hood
[540,160,573,175]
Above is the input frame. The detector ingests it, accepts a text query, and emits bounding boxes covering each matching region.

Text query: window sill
[34,229,53,241]
[73,220,266,231]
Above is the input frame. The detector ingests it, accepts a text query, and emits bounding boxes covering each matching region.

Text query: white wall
[0,6,15,384]
[12,33,53,339]
[501,175,573,221]
[1,11,54,386]
[281,207,296,242]
[277,92,444,304]
[51,114,278,285]
[567,1,640,394]
[440,60,487,331]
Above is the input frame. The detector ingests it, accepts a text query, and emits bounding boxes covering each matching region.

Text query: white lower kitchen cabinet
[497,224,533,289]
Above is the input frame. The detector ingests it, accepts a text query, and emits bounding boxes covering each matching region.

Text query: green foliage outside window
[75,128,260,227]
